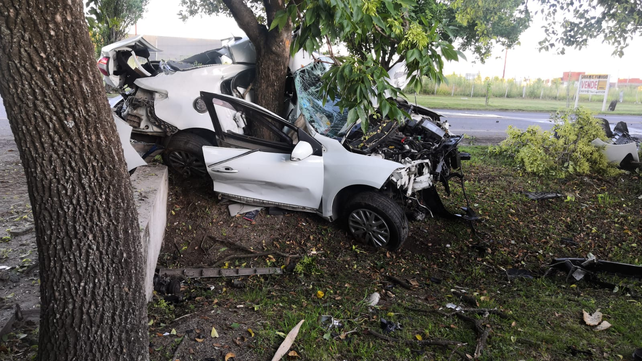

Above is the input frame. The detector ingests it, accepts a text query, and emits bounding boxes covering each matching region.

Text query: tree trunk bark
[0,1,148,360]
[222,0,292,118]
[254,27,292,118]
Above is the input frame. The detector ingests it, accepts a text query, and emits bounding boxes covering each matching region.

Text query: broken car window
[294,63,352,139]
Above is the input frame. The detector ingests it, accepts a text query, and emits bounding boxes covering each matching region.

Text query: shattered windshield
[294,63,352,139]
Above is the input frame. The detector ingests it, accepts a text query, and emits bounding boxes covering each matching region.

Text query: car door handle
[210,166,238,173]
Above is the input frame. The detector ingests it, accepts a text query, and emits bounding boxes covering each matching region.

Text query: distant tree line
[415,74,641,103]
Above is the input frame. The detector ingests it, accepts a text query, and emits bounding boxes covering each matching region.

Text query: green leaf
[347,108,358,125]
[381,100,390,118]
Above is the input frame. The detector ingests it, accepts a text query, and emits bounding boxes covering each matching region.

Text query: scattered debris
[506,268,534,280]
[267,207,287,215]
[452,290,478,307]
[582,309,612,331]
[153,274,182,295]
[227,203,263,217]
[594,321,611,331]
[242,209,260,222]
[524,192,563,201]
[319,315,343,330]
[380,318,402,333]
[548,257,642,282]
[582,309,602,326]
[365,292,380,307]
[594,119,641,170]
[158,267,283,278]
[446,303,463,312]
[271,319,304,361]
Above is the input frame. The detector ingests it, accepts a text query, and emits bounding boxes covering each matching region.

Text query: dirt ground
[0,137,39,354]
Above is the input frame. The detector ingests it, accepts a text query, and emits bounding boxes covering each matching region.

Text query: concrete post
[574,75,582,109]
[601,75,611,111]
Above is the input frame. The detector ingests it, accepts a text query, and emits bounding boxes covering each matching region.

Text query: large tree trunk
[222,0,292,118]
[254,27,292,118]
[0,1,148,360]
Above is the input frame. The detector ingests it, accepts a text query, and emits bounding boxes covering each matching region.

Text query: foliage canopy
[85,0,149,56]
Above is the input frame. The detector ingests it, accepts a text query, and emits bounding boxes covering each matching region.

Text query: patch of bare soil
[0,137,39,356]
[150,172,472,361]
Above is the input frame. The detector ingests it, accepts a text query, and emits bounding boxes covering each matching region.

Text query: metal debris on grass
[380,318,402,333]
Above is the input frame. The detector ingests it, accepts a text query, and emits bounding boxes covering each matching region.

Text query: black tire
[162,133,212,178]
[344,191,409,251]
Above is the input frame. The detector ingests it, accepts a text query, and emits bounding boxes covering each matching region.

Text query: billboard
[579,74,609,94]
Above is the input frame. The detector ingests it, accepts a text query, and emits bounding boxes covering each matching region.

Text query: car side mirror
[291,141,313,161]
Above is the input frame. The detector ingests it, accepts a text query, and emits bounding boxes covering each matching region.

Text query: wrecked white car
[99,35,313,175]
[198,78,473,250]
[101,37,474,250]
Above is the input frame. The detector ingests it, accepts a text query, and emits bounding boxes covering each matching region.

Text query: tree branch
[221,0,266,49]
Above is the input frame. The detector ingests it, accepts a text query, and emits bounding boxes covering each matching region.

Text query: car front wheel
[344,191,409,251]
[162,133,212,178]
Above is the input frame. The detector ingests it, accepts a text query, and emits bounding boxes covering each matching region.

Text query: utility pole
[566,70,572,108]
[502,49,508,80]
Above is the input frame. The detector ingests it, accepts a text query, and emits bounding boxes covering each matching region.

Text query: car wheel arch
[330,184,383,221]
[163,128,217,147]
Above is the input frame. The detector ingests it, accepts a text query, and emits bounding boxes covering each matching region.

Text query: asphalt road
[1,97,640,143]
[437,109,642,142]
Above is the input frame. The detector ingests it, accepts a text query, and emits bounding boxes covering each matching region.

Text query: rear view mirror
[291,141,313,161]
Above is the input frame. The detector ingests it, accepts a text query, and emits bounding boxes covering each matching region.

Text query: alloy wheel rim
[168,151,206,178]
[348,208,390,247]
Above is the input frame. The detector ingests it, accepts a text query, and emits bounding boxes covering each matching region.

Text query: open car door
[200,92,324,211]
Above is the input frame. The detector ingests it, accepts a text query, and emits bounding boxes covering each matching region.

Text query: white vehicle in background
[99,35,285,176]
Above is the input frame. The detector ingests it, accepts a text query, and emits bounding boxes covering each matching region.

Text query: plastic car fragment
[547,256,642,290]
[594,118,640,170]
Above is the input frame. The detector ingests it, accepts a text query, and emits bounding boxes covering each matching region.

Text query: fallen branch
[367,329,464,347]
[385,275,414,290]
[206,235,259,255]
[453,312,490,359]
[172,336,187,361]
[368,329,468,360]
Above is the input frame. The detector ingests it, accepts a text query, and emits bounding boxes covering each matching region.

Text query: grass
[411,94,642,115]
[140,146,642,361]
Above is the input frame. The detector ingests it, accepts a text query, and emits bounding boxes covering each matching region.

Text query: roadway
[1,98,641,143]
[437,109,642,142]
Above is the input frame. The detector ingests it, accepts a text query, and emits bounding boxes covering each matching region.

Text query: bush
[492,108,619,177]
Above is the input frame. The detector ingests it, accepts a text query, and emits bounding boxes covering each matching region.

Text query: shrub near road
[493,108,618,177]
[142,146,642,361]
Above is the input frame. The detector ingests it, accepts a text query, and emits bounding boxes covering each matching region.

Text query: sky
[131,0,642,82]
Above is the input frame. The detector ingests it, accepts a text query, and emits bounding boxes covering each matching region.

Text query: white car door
[201,92,324,211]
